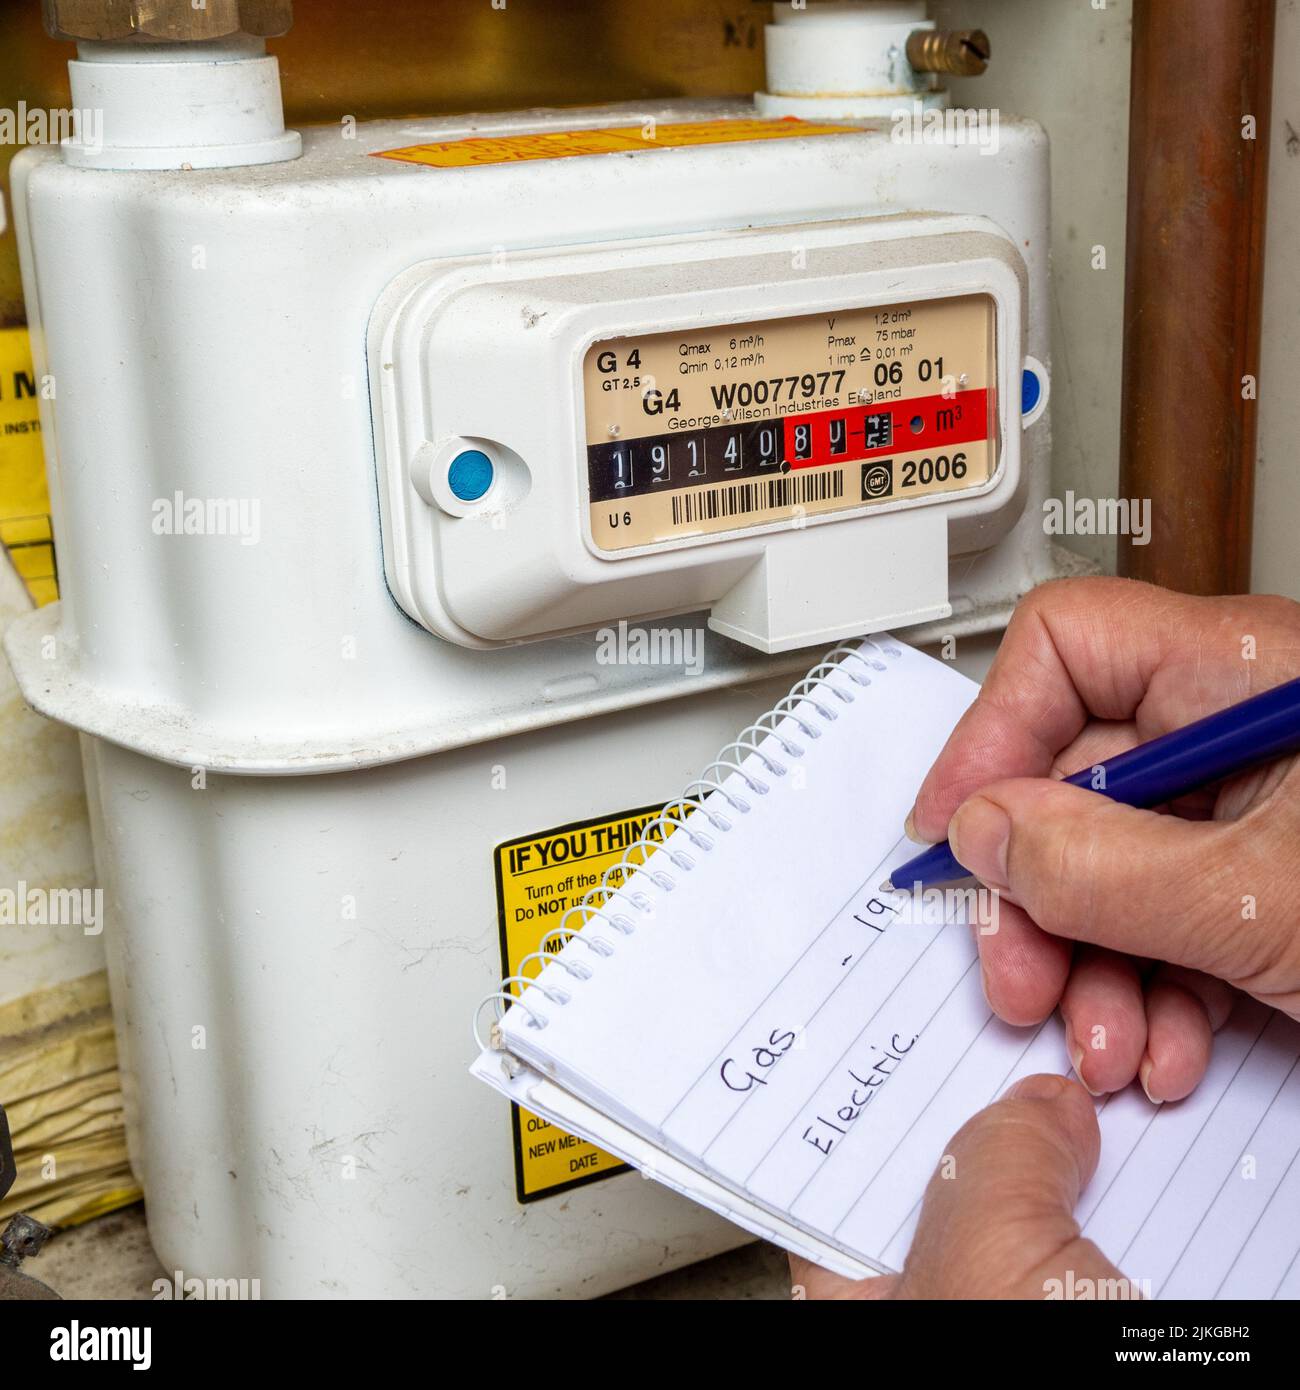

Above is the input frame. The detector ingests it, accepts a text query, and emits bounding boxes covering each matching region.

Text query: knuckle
[1244,592,1300,633]
[1013,806,1101,936]
[1221,842,1300,995]
[1158,826,1287,982]
[1010,577,1086,636]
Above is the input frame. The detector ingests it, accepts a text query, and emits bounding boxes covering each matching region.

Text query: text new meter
[370,214,1028,654]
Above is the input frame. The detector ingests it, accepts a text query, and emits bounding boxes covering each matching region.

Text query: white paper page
[1081,1006,1300,1300]
[483,636,1300,1297]
[499,639,978,1131]
[470,1049,878,1281]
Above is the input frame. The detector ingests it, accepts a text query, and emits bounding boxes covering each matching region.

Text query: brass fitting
[42,0,293,42]
[905,29,991,77]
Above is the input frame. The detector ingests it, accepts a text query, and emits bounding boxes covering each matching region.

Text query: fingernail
[949,797,1011,890]
[1007,1073,1068,1102]
[903,809,920,843]
[1069,1039,1103,1097]
[1139,1056,1162,1105]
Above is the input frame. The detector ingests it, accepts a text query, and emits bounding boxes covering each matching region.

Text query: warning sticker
[0,327,57,607]
[494,803,677,1202]
[371,116,856,170]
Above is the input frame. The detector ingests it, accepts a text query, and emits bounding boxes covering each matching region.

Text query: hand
[910,577,1300,1102]
[791,1074,1133,1300]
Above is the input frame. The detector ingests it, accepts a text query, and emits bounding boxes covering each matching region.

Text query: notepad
[472,636,1300,1298]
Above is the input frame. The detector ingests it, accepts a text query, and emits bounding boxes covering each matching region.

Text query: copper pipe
[1118,0,1274,593]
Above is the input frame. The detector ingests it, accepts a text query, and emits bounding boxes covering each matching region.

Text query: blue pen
[881,675,1300,892]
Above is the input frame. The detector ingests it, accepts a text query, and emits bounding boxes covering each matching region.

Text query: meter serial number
[705,370,845,410]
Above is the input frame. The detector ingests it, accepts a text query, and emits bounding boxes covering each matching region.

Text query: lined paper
[480,638,1300,1296]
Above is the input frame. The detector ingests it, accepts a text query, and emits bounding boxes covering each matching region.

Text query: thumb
[899,1074,1126,1299]
[948,777,1267,984]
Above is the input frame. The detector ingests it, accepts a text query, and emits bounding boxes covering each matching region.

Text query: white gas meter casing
[372,217,1027,654]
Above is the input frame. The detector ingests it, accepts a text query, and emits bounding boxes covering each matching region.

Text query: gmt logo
[861,459,893,500]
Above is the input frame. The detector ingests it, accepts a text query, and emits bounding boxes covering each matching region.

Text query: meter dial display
[583,294,999,552]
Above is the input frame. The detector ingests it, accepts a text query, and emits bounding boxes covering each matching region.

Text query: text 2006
[900,452,968,488]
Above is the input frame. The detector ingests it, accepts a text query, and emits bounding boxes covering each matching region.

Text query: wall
[940,0,1298,602]
[935,0,1132,574]
[1254,0,1300,601]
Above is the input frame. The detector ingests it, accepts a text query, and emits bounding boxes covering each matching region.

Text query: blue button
[447,449,494,502]
[1021,367,1042,416]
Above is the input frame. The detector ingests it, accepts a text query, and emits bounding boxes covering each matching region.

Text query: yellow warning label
[0,327,57,607]
[372,116,857,170]
[495,803,677,1202]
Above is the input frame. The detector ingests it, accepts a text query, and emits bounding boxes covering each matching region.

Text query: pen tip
[878,879,895,893]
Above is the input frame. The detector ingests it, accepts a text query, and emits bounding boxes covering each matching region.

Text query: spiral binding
[472,634,904,1052]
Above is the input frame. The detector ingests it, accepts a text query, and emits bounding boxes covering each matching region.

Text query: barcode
[670,470,844,527]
